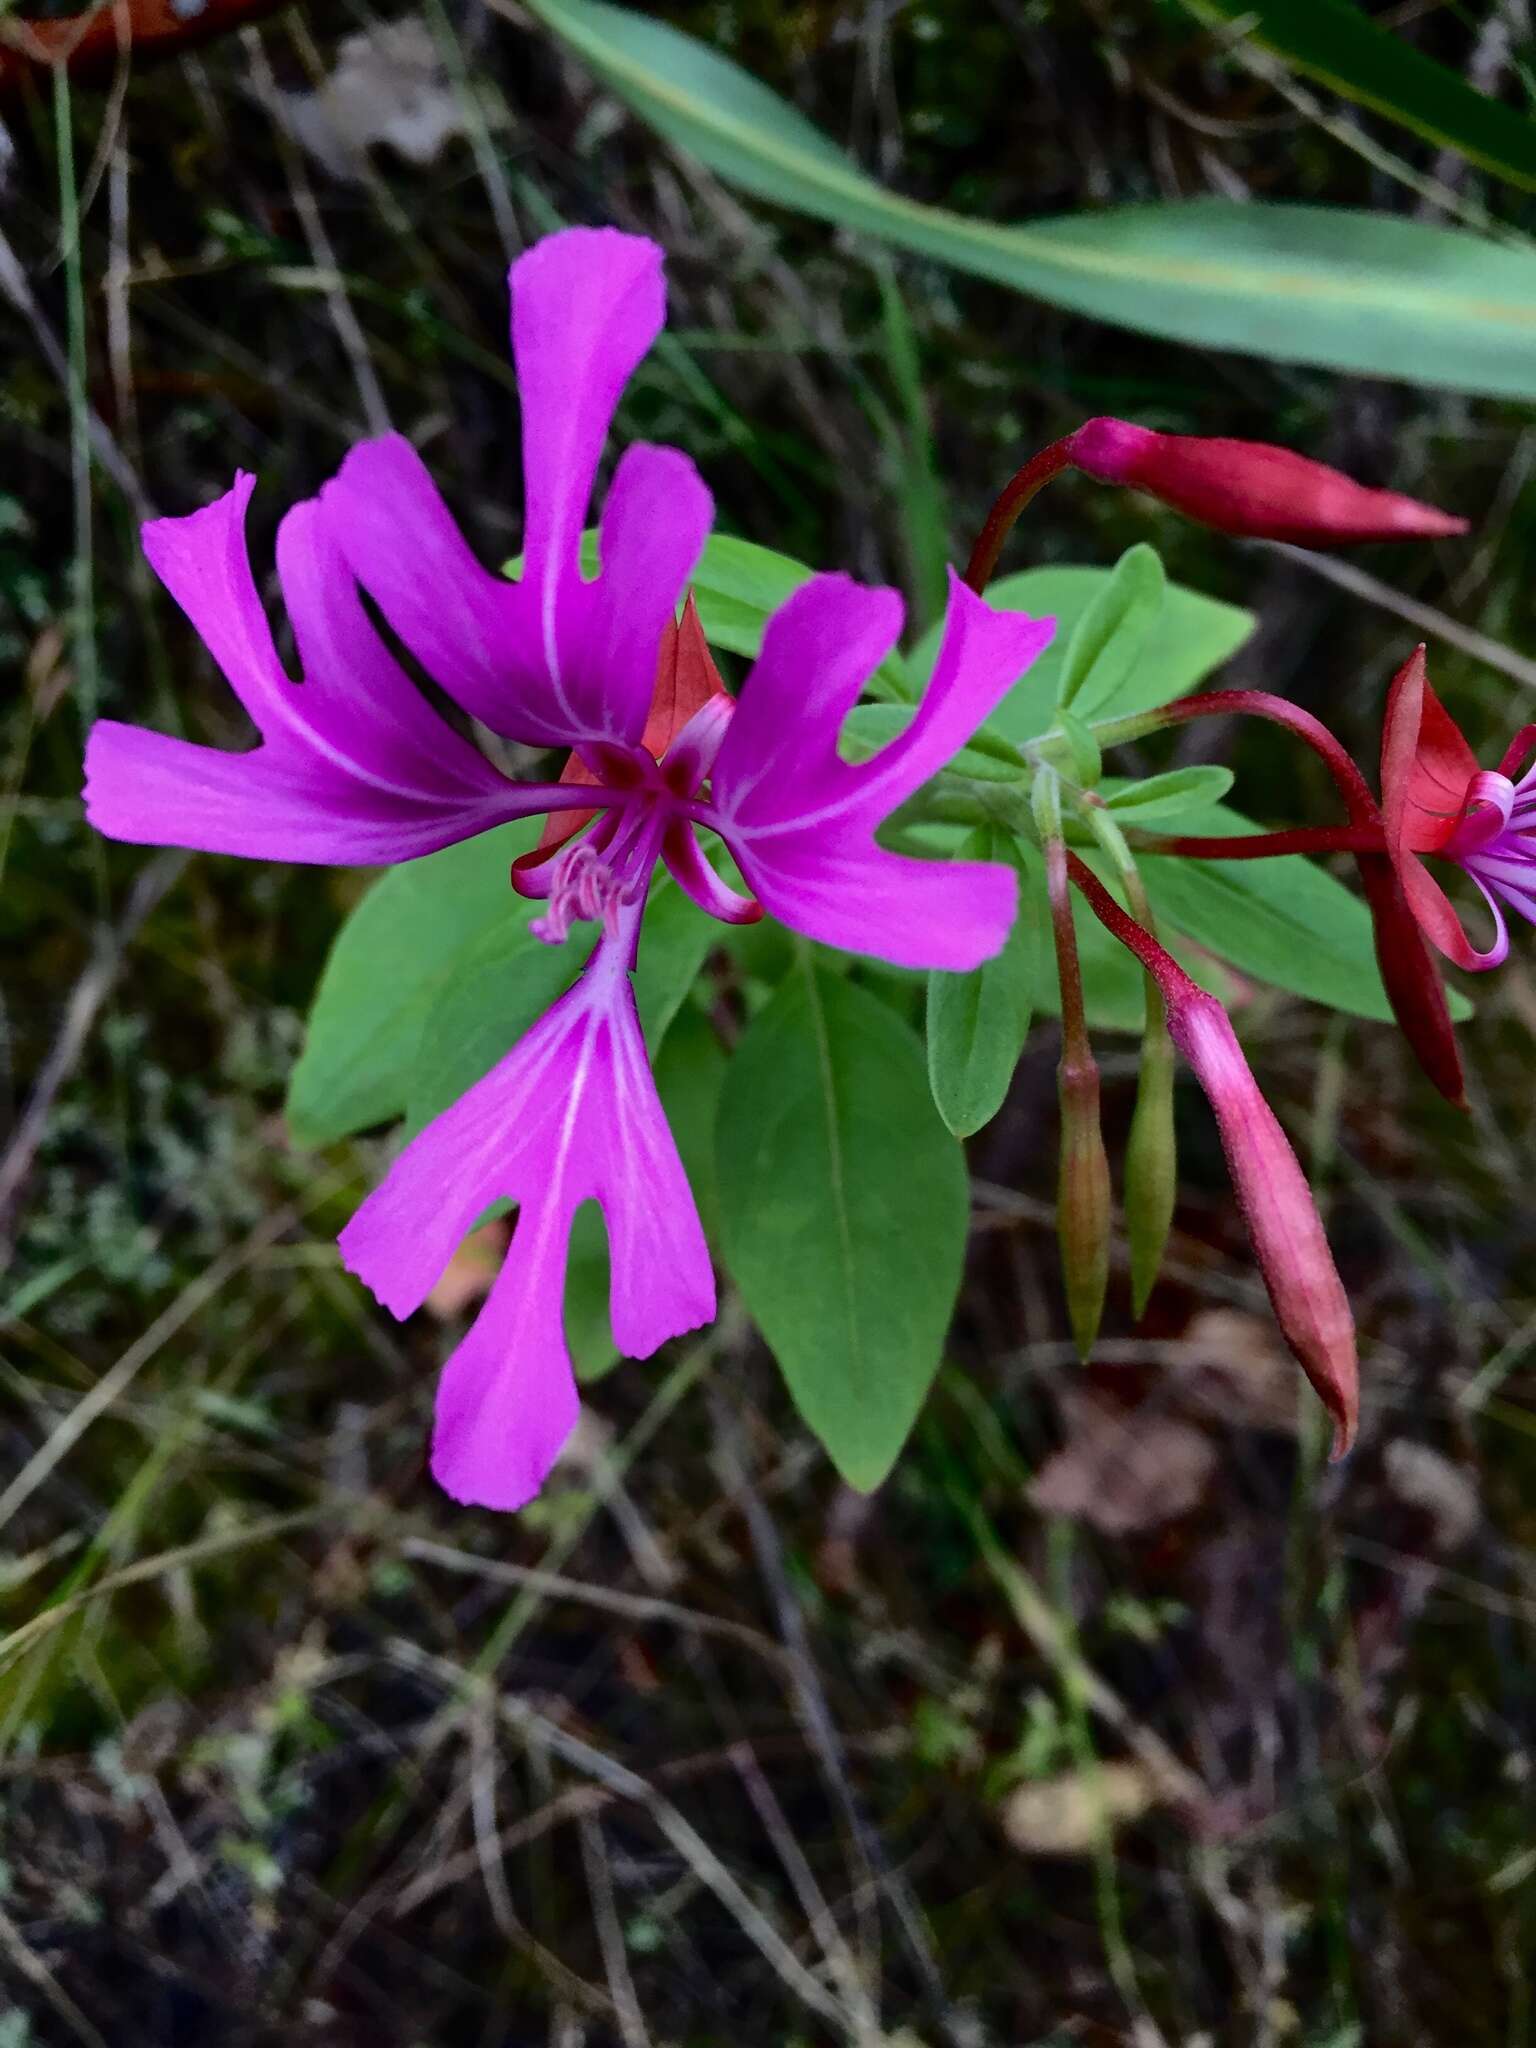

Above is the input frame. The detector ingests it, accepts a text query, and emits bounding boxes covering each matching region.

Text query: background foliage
[4,2,1536,2042]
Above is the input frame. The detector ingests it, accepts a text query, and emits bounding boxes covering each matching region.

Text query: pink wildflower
[84,227,1053,1510]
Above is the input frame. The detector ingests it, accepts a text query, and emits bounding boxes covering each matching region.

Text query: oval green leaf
[1058,543,1165,718]
[926,834,1041,1136]
[286,821,538,1148]
[717,963,969,1489]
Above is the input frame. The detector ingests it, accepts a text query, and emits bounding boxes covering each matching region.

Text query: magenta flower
[84,226,1052,1510]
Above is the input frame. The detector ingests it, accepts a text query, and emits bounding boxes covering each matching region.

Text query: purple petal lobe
[707,570,1052,970]
[139,472,287,726]
[324,231,712,752]
[85,476,568,866]
[338,932,714,1512]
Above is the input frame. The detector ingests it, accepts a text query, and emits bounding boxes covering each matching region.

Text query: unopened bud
[1065,418,1467,546]
[1058,1049,1111,1361]
[1167,993,1358,1455]
[1125,1019,1176,1320]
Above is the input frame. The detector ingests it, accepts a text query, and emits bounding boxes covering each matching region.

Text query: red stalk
[963,439,1073,594]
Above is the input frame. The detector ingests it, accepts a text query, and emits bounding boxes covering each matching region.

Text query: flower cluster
[86,227,1051,1509]
[87,223,1510,1504]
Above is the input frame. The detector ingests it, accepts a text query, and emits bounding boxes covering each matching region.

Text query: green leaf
[654,1003,730,1241]
[286,822,538,1147]
[526,0,1536,399]
[405,912,595,1139]
[633,876,720,1046]
[926,833,1041,1136]
[565,1205,619,1383]
[1184,0,1536,196]
[840,702,1027,782]
[1102,765,1235,824]
[1057,544,1165,718]
[1138,800,1471,1021]
[717,964,969,1488]
[507,528,911,696]
[685,531,817,659]
[1055,707,1103,789]
[405,874,712,1138]
[910,565,1252,747]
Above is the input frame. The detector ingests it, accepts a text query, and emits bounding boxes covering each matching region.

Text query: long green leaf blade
[1185,0,1536,195]
[528,0,1536,398]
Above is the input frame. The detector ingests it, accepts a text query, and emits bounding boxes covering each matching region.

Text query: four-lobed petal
[339,916,714,1510]
[708,569,1053,971]
[84,474,576,865]
[322,229,713,754]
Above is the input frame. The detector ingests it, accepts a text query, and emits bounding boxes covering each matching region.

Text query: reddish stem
[1147,823,1385,860]
[963,439,1073,593]
[1065,855,1198,1003]
[1154,690,1379,825]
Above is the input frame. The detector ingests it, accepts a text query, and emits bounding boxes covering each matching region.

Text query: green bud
[1125,1006,1177,1318]
[1055,706,1103,789]
[1057,1048,1111,1360]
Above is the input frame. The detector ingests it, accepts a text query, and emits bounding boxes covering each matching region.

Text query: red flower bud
[1168,994,1358,1456]
[1065,418,1467,545]
[1066,855,1359,1455]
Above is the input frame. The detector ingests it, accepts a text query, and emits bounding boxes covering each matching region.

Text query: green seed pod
[1057,1049,1111,1360]
[1125,1003,1177,1319]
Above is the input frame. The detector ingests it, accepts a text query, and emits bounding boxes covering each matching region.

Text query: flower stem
[963,438,1073,594]
[1138,823,1385,860]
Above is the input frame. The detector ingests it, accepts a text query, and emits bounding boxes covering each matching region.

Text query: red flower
[1380,647,1536,972]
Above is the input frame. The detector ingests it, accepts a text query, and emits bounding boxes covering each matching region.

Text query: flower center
[529,795,670,947]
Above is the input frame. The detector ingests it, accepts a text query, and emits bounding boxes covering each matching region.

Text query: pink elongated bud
[1169,996,1358,1456]
[1067,856,1359,1455]
[1065,419,1467,545]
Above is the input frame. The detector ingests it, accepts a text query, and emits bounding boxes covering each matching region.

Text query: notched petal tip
[335,1221,422,1323]
[140,467,257,565]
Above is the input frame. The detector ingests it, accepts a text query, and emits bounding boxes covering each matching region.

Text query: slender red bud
[1064,419,1467,546]
[1067,855,1359,1456]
